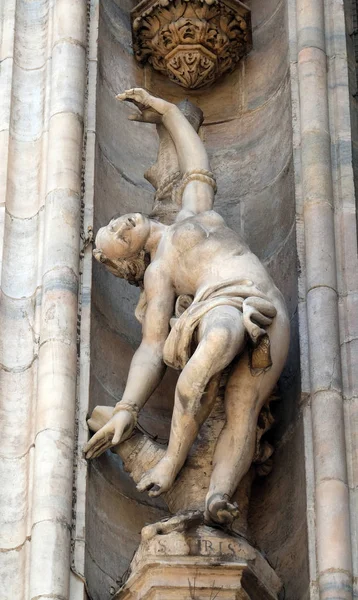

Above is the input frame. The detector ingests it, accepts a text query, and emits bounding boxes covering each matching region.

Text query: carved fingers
[116,87,152,107]
[84,411,133,459]
[83,422,115,459]
[116,88,174,120]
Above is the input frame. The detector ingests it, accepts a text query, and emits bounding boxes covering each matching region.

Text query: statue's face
[95,213,151,259]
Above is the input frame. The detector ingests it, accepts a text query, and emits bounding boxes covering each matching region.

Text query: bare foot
[141,511,203,541]
[136,456,178,497]
[205,493,240,525]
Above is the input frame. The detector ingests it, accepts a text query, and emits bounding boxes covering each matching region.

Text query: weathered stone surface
[115,526,282,599]
[1,0,357,599]
[131,0,252,89]
[87,2,303,599]
[85,91,290,556]
[0,3,88,597]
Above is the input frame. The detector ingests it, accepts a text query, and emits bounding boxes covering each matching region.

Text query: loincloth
[162,279,277,375]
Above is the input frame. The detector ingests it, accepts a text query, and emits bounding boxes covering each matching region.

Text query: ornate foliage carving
[131,0,252,89]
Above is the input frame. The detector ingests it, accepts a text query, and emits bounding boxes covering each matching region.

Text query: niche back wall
[86,1,309,598]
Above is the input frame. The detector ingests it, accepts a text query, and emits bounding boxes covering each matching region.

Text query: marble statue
[84,88,290,526]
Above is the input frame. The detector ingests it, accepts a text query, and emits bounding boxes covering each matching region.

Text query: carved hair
[93,247,150,287]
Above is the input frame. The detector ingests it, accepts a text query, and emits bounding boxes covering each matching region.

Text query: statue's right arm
[84,272,175,459]
[117,88,215,215]
[161,106,215,216]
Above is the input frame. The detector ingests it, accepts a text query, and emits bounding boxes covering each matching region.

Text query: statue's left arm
[117,88,215,216]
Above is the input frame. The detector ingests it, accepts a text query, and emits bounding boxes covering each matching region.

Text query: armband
[172,169,217,205]
[112,402,139,437]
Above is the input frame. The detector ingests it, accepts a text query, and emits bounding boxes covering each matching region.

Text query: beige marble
[71,3,100,594]
[0,0,358,598]
[0,1,88,599]
[115,525,282,599]
[85,88,290,528]
[131,0,252,89]
[291,0,358,597]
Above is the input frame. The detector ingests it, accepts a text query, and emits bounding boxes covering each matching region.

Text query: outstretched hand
[116,88,174,123]
[84,410,134,459]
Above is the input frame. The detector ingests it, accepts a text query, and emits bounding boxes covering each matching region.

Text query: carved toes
[141,511,203,541]
[205,493,240,525]
[136,473,166,496]
[136,464,174,497]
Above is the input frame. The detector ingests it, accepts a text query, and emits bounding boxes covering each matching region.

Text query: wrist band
[173,169,217,206]
[113,403,139,436]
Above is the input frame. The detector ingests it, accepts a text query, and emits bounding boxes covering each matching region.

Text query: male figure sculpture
[84,88,290,525]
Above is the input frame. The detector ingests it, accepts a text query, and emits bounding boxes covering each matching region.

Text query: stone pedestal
[114,526,282,600]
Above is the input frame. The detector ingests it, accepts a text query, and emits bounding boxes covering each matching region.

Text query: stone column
[0,2,88,599]
[71,0,99,597]
[290,0,358,598]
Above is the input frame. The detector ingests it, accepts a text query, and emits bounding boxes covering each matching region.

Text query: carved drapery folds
[131,0,252,89]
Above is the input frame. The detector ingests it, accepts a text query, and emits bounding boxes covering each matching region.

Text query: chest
[171,220,208,251]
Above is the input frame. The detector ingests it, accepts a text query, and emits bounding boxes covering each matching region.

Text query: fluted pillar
[291,0,358,597]
[1,0,357,599]
[0,2,88,599]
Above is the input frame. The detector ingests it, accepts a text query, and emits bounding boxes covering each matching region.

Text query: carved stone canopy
[131,0,252,89]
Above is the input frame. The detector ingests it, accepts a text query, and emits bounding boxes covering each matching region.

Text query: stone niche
[131,0,252,89]
[87,0,308,599]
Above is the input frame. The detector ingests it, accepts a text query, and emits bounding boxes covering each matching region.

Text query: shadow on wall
[86,0,308,598]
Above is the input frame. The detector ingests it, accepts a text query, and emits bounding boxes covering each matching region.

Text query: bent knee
[203,318,243,353]
[205,325,231,348]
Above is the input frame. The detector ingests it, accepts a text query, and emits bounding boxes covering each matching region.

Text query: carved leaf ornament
[131,0,252,89]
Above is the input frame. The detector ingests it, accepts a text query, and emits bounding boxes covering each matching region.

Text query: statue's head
[95,213,151,260]
[93,213,152,287]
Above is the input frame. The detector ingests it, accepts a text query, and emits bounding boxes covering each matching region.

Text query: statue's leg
[205,312,290,524]
[137,306,246,497]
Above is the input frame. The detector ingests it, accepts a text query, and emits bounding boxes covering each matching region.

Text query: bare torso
[147,210,284,308]
[85,89,290,521]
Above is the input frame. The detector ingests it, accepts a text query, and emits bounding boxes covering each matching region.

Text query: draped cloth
[162,278,277,374]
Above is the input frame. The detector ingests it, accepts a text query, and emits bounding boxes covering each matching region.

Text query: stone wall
[87,0,308,598]
[0,0,356,599]
[0,1,88,598]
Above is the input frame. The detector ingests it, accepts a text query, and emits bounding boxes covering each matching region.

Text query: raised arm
[117,88,215,215]
[84,270,175,458]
